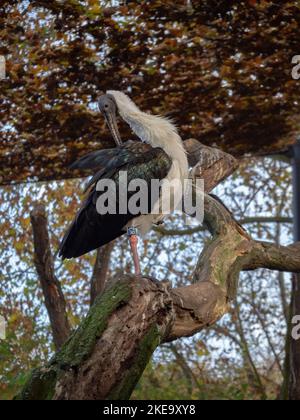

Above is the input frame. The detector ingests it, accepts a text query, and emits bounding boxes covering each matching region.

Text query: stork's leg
[127,227,141,276]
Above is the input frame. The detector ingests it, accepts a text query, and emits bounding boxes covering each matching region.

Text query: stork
[59,91,189,276]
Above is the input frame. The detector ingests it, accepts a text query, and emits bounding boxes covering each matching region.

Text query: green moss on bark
[51,277,133,369]
[107,323,161,400]
[15,277,134,400]
[14,368,58,400]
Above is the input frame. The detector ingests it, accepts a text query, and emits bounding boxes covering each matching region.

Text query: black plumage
[59,141,172,259]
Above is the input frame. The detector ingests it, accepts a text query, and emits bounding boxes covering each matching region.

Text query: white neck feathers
[107,90,188,179]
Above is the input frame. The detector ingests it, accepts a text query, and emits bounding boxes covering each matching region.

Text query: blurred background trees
[0,0,299,400]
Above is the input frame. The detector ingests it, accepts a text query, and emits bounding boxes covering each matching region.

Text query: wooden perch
[17,141,300,400]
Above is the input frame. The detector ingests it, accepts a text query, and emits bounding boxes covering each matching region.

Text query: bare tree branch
[155,217,293,237]
[31,204,71,350]
[245,242,300,273]
[90,242,114,306]
[168,343,201,396]
[234,300,267,399]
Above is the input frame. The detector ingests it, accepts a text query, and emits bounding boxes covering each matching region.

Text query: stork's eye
[105,104,109,109]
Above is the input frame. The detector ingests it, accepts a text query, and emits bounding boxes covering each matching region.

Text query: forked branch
[18,140,300,400]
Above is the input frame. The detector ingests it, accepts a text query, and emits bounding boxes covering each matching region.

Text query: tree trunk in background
[90,242,114,305]
[280,292,292,400]
[234,301,267,400]
[31,205,71,350]
[289,274,300,399]
[288,141,300,400]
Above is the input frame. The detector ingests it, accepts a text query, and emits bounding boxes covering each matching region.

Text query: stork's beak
[103,111,122,147]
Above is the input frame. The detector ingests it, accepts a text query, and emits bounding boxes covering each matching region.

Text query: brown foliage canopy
[1,0,299,185]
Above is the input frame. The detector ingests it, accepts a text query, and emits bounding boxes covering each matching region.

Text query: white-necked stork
[59,91,189,276]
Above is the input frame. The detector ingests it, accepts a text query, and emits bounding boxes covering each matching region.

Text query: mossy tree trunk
[16,276,173,400]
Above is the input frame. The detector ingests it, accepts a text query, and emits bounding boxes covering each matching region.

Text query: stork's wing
[70,140,149,171]
[59,142,172,259]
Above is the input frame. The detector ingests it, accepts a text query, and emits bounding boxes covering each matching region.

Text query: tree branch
[31,204,71,350]
[90,242,114,306]
[184,138,239,191]
[246,242,300,273]
[166,197,300,342]
[154,217,292,237]
[18,142,300,400]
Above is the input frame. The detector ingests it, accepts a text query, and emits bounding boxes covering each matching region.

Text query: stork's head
[98,94,122,146]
